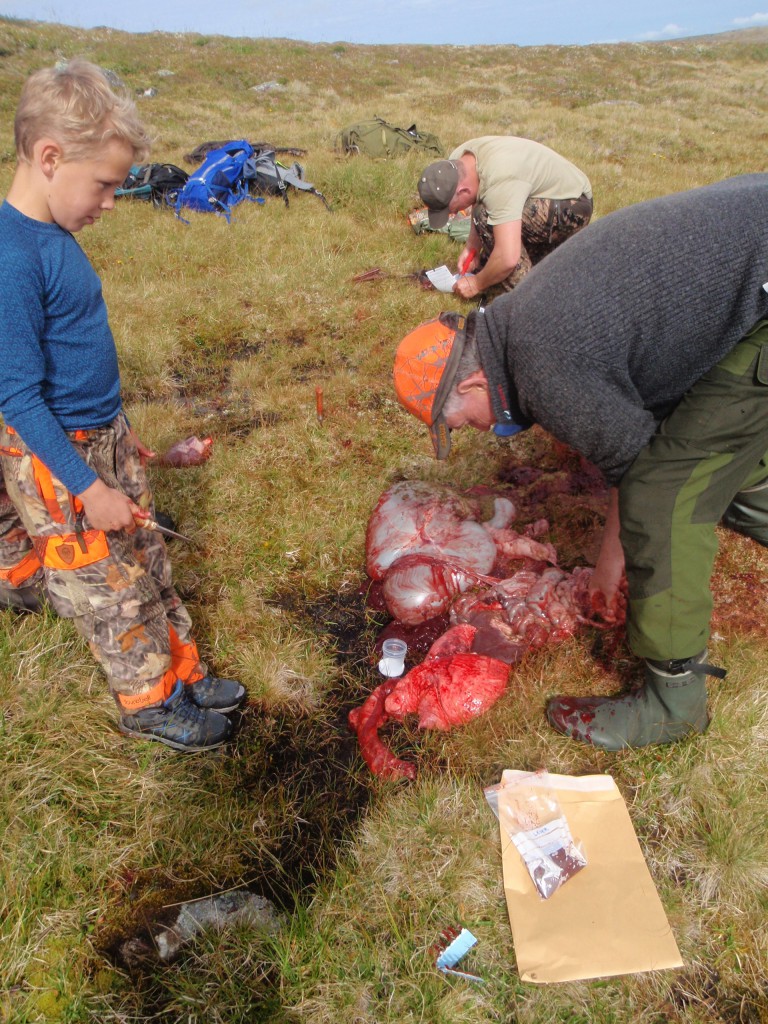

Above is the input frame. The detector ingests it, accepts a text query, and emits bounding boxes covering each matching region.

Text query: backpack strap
[274,160,333,212]
[272,161,290,208]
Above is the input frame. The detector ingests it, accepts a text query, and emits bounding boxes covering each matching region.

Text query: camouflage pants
[0,413,206,707]
[0,465,46,610]
[473,192,593,293]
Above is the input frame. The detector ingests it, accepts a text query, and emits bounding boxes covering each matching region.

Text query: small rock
[250,80,286,93]
[100,67,125,88]
[156,68,175,77]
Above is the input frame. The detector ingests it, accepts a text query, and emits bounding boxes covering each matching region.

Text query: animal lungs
[384,651,509,731]
[348,625,508,780]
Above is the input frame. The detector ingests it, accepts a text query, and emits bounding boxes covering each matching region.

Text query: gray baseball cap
[418,160,459,228]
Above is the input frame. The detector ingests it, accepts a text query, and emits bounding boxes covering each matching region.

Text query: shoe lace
[163,680,206,728]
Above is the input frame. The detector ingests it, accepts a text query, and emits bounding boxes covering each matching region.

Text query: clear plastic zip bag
[485,770,587,899]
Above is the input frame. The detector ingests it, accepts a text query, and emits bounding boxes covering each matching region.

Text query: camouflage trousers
[0,413,206,709]
[473,192,593,293]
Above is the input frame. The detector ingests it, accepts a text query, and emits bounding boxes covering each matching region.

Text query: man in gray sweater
[393,174,768,750]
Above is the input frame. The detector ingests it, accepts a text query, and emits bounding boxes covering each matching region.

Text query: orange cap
[393,313,466,459]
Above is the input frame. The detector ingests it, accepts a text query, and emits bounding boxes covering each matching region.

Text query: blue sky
[0,0,764,46]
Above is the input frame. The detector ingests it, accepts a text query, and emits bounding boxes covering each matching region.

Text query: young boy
[0,59,244,750]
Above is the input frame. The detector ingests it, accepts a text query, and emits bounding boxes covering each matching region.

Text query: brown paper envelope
[498,771,683,984]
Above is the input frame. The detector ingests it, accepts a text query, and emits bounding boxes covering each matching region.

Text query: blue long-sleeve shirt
[0,201,122,495]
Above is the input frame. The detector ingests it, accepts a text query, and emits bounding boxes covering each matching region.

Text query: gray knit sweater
[476,174,768,484]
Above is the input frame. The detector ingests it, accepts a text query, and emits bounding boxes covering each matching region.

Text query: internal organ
[365,480,516,580]
[347,626,508,780]
[451,566,599,663]
[384,651,509,731]
[380,555,479,626]
[367,481,556,625]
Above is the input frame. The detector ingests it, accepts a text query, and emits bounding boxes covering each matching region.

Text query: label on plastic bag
[509,815,586,899]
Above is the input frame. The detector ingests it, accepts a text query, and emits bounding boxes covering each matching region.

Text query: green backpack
[336,117,443,159]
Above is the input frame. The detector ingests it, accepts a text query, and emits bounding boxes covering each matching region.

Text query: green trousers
[619,320,768,661]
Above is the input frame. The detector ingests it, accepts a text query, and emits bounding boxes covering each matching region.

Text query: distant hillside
[1,15,768,49]
[677,24,768,44]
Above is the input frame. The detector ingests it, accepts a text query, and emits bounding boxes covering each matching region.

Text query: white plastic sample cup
[378,639,408,678]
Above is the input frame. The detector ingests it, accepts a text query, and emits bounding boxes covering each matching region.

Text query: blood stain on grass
[95,586,389,984]
[710,530,768,639]
[234,584,428,908]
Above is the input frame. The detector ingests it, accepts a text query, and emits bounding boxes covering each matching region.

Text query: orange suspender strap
[0,549,43,586]
[30,454,67,524]
[168,623,205,685]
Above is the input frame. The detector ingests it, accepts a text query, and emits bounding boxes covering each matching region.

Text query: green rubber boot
[722,480,768,547]
[546,653,726,751]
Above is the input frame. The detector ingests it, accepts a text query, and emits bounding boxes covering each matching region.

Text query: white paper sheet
[426,264,460,293]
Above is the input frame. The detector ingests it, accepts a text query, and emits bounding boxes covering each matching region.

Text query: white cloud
[636,22,685,41]
[733,11,768,25]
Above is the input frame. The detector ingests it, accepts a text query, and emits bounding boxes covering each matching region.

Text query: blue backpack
[175,140,264,222]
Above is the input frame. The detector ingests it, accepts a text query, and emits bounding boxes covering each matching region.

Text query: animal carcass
[350,479,626,779]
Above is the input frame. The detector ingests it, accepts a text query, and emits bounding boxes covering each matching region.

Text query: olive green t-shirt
[449,136,592,225]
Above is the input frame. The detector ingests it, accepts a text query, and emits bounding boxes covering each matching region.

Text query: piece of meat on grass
[385,653,509,731]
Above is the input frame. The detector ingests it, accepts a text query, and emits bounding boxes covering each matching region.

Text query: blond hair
[14,58,151,164]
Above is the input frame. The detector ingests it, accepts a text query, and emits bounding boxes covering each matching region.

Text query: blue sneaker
[119,680,232,751]
[187,675,246,713]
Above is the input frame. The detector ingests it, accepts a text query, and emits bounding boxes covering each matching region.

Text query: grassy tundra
[0,16,767,1023]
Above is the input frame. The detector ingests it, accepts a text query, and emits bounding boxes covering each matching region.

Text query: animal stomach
[381,554,481,625]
